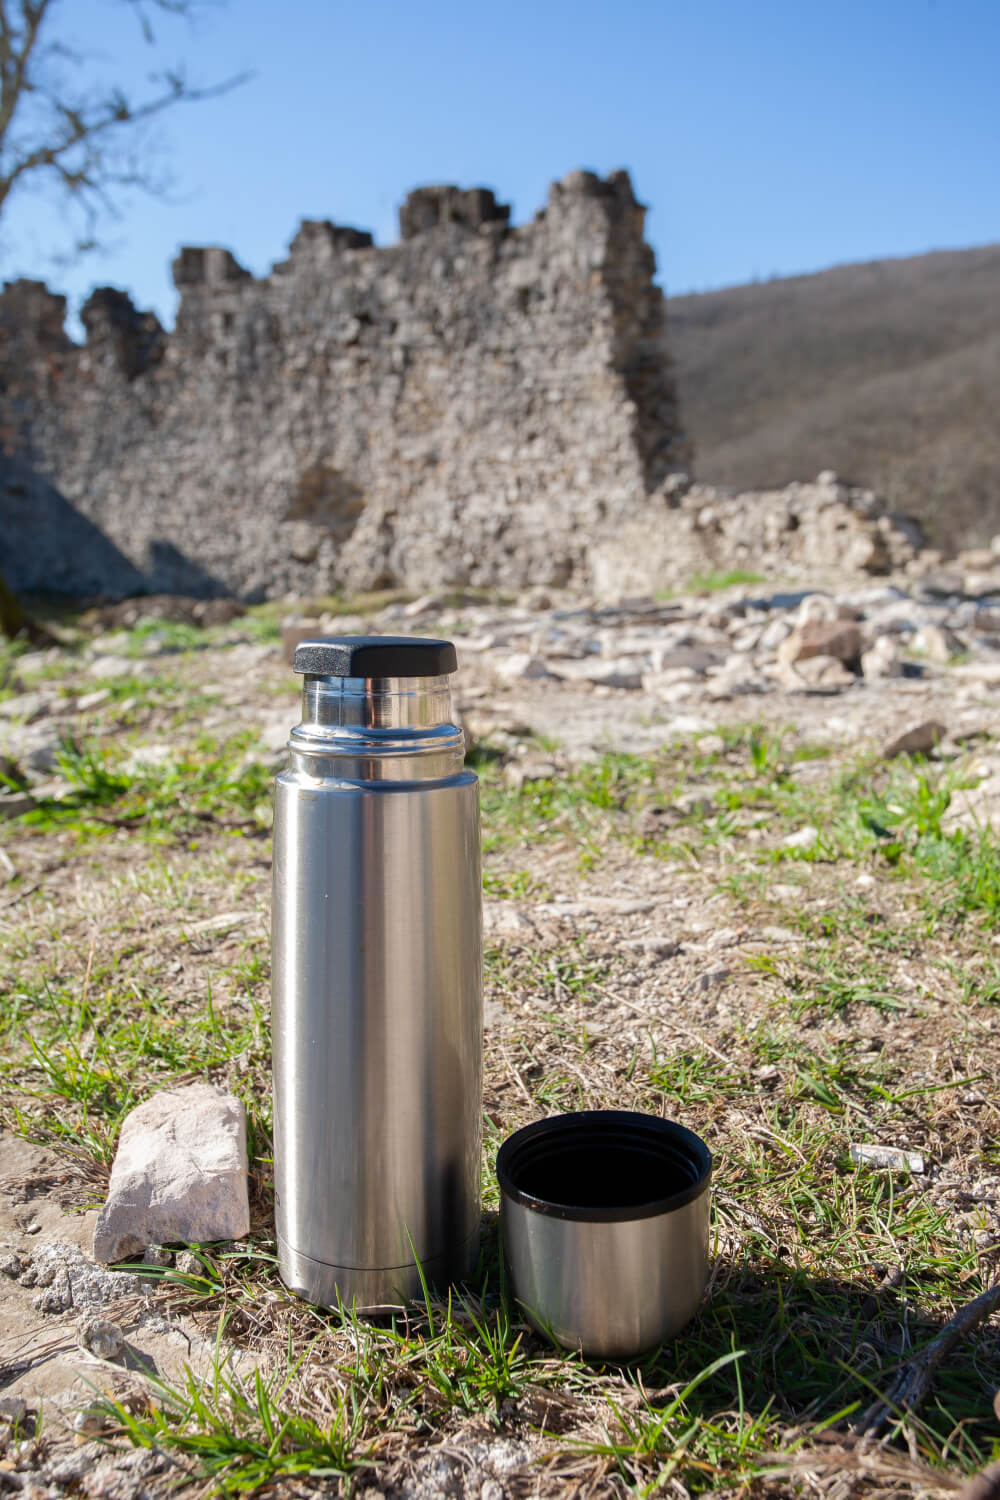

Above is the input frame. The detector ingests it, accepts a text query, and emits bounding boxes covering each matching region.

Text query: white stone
[911,624,962,663]
[784,826,819,850]
[75,689,112,712]
[758,617,794,652]
[861,636,903,679]
[90,655,142,680]
[90,631,131,657]
[494,652,551,682]
[555,657,645,689]
[778,654,855,693]
[795,593,838,624]
[121,744,174,775]
[0,692,50,723]
[93,1083,249,1264]
[850,1144,924,1173]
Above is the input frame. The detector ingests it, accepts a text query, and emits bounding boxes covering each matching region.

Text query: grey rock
[882,720,946,758]
[778,653,855,693]
[502,757,557,790]
[142,1244,173,1267]
[73,1406,109,1435]
[78,1315,125,1360]
[706,658,769,698]
[494,652,551,682]
[0,792,34,820]
[0,1396,28,1426]
[553,656,646,689]
[25,1242,142,1309]
[0,692,49,723]
[621,935,681,957]
[93,1083,249,1264]
[33,1265,72,1311]
[89,655,143,681]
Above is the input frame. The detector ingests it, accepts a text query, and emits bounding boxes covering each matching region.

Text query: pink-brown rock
[882,721,947,759]
[777,619,863,668]
[93,1084,249,1264]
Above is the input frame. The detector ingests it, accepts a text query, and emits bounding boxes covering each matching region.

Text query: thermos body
[271,640,482,1309]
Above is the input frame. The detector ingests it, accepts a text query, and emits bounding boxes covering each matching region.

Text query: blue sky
[4,0,999,331]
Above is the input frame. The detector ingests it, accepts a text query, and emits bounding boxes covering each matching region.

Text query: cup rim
[496,1109,712,1223]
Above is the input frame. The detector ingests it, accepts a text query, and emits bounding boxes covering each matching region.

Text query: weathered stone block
[93,1084,249,1264]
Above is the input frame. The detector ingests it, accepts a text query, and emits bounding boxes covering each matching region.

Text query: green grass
[103,1331,372,1492]
[17,732,273,841]
[476,728,1000,929]
[688,570,768,593]
[6,676,1000,1495]
[0,969,270,1165]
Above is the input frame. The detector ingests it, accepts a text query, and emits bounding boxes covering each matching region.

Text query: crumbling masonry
[0,169,689,599]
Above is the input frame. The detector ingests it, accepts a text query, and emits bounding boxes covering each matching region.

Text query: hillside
[667,244,1000,549]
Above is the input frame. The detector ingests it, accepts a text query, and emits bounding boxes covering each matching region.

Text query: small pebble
[23,1222,41,1235]
[0,1395,28,1426]
[73,1407,107,1436]
[174,1250,203,1276]
[0,1251,22,1278]
[851,1143,925,1173]
[78,1315,125,1361]
[142,1244,173,1268]
[784,825,819,850]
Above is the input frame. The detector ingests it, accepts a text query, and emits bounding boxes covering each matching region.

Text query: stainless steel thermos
[271,636,483,1309]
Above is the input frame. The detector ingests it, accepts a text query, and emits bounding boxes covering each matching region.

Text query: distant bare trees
[0,0,247,257]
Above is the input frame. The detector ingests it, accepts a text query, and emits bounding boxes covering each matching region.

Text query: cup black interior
[497,1110,712,1222]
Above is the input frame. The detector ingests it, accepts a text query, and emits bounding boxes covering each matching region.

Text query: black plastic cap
[292,635,458,678]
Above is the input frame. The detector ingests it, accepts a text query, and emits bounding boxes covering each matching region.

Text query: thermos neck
[287,674,467,783]
[300,674,453,731]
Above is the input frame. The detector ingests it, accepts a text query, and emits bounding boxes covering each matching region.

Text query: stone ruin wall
[0,169,689,600]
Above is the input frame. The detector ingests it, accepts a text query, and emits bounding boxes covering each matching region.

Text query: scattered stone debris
[23,1242,142,1310]
[851,1144,926,1173]
[93,1083,250,1264]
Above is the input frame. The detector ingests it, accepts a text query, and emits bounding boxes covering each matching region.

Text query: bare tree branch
[0,0,249,259]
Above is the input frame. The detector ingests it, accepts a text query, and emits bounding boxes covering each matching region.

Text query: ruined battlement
[1,168,688,599]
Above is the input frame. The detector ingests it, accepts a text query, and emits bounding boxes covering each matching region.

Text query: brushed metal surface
[500,1186,710,1360]
[272,671,482,1310]
[278,1230,480,1311]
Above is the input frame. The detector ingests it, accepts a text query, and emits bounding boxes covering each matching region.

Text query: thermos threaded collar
[292,636,458,678]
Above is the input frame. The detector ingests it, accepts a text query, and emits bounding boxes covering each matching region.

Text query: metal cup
[497,1111,712,1361]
